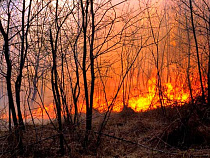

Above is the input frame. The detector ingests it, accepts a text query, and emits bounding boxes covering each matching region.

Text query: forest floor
[1,101,210,157]
[90,104,210,158]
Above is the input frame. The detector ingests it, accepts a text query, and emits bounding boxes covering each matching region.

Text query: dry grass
[1,102,210,157]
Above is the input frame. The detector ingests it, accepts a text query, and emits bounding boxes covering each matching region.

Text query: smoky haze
[0,0,209,156]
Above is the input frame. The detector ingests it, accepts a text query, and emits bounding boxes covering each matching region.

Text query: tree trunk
[189,0,205,101]
[208,15,210,104]
[185,11,193,102]
[50,29,64,156]
[80,0,91,146]
[0,19,23,154]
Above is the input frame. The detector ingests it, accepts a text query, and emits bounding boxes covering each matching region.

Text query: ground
[1,102,210,157]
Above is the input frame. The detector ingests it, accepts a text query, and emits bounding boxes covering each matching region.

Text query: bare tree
[80,0,94,146]
[189,0,205,100]
[14,0,32,130]
[0,0,23,153]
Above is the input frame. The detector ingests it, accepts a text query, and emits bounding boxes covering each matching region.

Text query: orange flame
[92,77,190,113]
[32,103,56,120]
[0,75,205,122]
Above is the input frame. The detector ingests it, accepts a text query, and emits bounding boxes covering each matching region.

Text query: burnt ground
[0,102,210,157]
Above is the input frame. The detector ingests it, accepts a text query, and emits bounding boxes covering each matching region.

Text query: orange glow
[127,78,157,112]
[32,103,56,120]
[0,75,205,122]
[0,103,57,121]
[1,112,8,120]
[89,77,193,113]
[112,77,190,113]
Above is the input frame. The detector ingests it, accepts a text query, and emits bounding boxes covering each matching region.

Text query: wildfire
[0,76,201,122]
[0,103,57,121]
[92,77,191,113]
[32,103,56,120]
[127,78,190,112]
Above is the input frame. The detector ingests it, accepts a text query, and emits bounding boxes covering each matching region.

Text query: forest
[0,0,210,157]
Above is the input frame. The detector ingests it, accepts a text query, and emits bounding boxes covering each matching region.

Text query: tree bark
[50,28,64,156]
[0,17,23,154]
[189,0,205,101]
